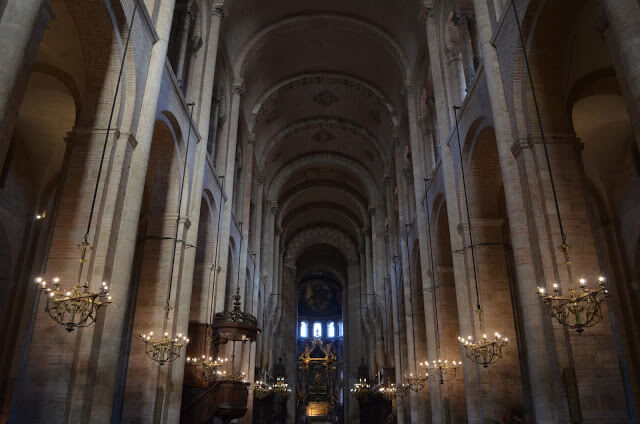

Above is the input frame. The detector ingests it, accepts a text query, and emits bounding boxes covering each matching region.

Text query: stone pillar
[346,263,363,423]
[474,0,629,422]
[0,0,51,171]
[258,201,277,369]
[453,10,476,89]
[281,262,297,424]
[171,0,194,89]
[393,136,427,423]
[422,3,482,421]
[601,0,640,151]
[214,81,243,312]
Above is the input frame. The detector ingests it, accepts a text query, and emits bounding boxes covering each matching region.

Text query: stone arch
[249,71,397,128]
[234,14,411,82]
[286,226,359,266]
[260,116,390,172]
[267,152,380,205]
[277,180,369,225]
[281,202,363,237]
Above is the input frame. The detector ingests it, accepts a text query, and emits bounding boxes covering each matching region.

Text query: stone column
[453,10,476,90]
[474,0,629,422]
[393,136,427,423]
[601,0,640,151]
[214,81,243,312]
[0,0,51,171]
[422,3,482,421]
[467,1,564,420]
[258,201,277,368]
[346,263,363,423]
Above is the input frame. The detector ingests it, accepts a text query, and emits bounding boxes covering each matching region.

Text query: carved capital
[368,206,376,216]
[270,202,279,215]
[257,173,266,185]
[212,2,225,17]
[233,80,244,95]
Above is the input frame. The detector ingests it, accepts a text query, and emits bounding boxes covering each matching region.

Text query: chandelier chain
[453,106,481,314]
[510,0,570,266]
[164,102,195,329]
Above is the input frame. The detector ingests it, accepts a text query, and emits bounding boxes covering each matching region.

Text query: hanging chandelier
[273,377,291,397]
[404,369,427,393]
[507,0,608,332]
[537,277,608,333]
[350,377,371,401]
[252,380,272,400]
[458,333,508,368]
[35,270,111,332]
[34,2,142,332]
[140,103,195,365]
[424,359,460,384]
[141,327,189,365]
[379,383,398,401]
[453,107,509,368]
[186,355,228,380]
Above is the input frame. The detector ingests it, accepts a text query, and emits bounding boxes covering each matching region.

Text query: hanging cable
[163,102,195,330]
[510,0,571,266]
[207,191,225,333]
[453,106,481,313]
[82,0,139,247]
[423,178,441,353]
[76,0,139,285]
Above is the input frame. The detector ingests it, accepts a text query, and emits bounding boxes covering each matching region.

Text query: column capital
[368,206,376,216]
[270,202,279,214]
[212,1,225,17]
[247,132,256,145]
[420,1,435,20]
[257,173,266,185]
[233,80,245,95]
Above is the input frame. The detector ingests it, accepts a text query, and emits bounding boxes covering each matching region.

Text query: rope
[423,178,441,354]
[510,0,571,266]
[453,106,481,313]
[164,102,195,327]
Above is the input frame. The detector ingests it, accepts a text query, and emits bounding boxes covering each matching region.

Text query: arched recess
[462,125,525,420]
[122,118,183,421]
[189,193,218,324]
[431,195,467,423]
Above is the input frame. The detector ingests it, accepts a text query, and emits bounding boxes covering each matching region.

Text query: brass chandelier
[458,333,507,368]
[378,382,399,401]
[252,379,272,400]
[423,359,460,384]
[453,107,509,368]
[35,273,111,332]
[273,376,292,397]
[423,178,461,382]
[537,277,608,333]
[140,104,195,365]
[350,377,371,401]
[508,0,608,330]
[34,0,142,332]
[186,354,228,380]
